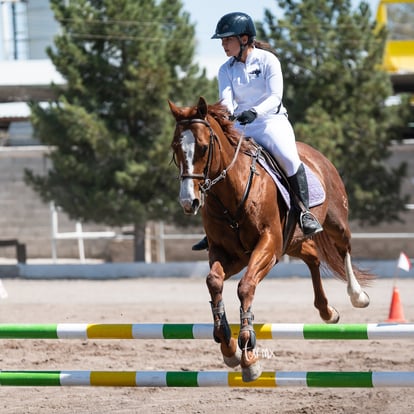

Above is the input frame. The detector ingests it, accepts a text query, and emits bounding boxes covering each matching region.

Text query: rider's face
[221,36,242,57]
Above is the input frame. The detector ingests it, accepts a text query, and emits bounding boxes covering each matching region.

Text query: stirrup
[300,211,323,236]
[192,236,209,251]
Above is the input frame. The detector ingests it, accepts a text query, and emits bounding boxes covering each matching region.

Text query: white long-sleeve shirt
[217,47,301,177]
[218,47,286,117]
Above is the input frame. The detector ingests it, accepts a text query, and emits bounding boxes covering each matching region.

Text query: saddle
[245,139,325,209]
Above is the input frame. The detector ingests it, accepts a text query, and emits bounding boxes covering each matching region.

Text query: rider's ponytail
[254,40,278,57]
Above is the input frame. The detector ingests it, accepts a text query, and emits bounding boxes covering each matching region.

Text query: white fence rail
[50,204,414,264]
[50,202,116,263]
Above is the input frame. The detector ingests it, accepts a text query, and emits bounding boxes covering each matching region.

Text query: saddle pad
[257,157,326,209]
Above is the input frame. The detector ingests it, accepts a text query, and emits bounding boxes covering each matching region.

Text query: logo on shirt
[249,69,261,78]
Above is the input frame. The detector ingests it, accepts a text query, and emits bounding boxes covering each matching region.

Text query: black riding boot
[192,236,209,251]
[287,164,323,237]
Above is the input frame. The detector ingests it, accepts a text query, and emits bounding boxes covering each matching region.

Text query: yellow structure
[376,0,414,74]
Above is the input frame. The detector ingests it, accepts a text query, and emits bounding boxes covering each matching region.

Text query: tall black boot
[192,236,209,251]
[287,164,323,237]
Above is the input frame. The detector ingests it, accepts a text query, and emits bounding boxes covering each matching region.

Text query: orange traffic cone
[386,286,407,323]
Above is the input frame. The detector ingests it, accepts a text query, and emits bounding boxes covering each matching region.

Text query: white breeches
[236,114,301,177]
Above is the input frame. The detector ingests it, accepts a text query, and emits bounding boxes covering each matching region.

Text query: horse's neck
[209,121,247,195]
[209,117,239,165]
[210,128,235,170]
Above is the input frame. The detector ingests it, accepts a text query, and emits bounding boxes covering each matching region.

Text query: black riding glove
[236,109,257,125]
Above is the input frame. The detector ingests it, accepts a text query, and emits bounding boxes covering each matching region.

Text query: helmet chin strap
[231,36,247,66]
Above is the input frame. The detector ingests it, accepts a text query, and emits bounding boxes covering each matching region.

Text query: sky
[181,0,380,78]
[0,0,380,76]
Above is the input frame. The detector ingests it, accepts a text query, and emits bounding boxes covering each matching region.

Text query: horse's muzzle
[181,198,201,215]
[179,179,202,215]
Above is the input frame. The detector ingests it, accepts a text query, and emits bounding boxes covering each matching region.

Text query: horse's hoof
[241,361,262,382]
[223,346,242,368]
[350,290,370,308]
[324,306,340,324]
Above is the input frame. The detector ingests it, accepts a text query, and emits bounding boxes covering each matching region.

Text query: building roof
[0,59,65,102]
[0,102,32,120]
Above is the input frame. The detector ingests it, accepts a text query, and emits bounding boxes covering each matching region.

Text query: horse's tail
[314,232,375,287]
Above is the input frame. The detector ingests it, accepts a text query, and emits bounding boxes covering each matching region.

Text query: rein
[200,123,245,193]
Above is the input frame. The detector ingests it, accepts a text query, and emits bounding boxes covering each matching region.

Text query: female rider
[193,12,322,250]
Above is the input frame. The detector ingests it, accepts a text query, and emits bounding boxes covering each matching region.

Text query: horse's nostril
[192,199,200,213]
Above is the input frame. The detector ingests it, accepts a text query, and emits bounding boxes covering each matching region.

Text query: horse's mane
[207,101,246,148]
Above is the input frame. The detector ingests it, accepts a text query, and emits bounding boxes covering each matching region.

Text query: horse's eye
[201,145,208,156]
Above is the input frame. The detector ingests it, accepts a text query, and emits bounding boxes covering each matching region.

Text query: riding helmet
[211,12,256,39]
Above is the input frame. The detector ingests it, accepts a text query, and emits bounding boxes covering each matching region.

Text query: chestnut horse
[169,97,373,382]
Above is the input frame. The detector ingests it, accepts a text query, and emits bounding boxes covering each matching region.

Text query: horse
[168,96,373,382]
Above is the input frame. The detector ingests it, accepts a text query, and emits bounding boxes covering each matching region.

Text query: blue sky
[0,0,380,76]
[181,0,380,77]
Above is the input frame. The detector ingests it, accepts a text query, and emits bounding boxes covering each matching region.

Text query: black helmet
[211,12,256,39]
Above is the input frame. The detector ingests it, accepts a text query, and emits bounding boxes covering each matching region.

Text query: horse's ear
[197,96,208,119]
[168,100,182,120]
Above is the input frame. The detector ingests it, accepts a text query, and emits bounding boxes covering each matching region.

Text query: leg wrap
[238,307,256,350]
[210,301,232,345]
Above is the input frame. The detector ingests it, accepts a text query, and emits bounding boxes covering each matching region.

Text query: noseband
[175,118,244,194]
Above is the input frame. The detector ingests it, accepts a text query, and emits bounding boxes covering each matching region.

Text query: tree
[386,1,414,40]
[257,0,411,224]
[25,0,217,260]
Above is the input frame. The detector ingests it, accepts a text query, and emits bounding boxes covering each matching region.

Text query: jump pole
[0,323,413,340]
[1,370,414,387]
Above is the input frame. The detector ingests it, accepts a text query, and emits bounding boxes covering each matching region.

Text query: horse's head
[168,96,216,215]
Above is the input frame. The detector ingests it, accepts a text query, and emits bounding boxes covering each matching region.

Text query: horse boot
[192,236,209,251]
[287,164,323,237]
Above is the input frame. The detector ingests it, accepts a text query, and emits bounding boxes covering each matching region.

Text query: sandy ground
[0,276,414,414]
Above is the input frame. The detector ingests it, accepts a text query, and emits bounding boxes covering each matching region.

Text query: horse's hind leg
[344,252,370,308]
[206,261,241,368]
[324,217,370,308]
[323,202,370,308]
[296,240,340,323]
[309,264,340,323]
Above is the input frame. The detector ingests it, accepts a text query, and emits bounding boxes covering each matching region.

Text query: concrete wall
[349,140,414,259]
[0,142,413,262]
[0,147,122,261]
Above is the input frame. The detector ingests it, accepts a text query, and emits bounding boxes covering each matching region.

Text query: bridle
[175,117,244,194]
[176,118,215,185]
[175,116,261,238]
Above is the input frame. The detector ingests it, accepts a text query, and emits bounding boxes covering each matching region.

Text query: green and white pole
[0,323,413,340]
[1,371,414,387]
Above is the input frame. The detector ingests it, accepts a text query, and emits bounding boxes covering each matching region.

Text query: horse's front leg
[206,261,241,368]
[237,232,278,382]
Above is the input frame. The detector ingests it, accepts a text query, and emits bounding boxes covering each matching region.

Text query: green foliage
[257,0,411,224]
[26,0,216,232]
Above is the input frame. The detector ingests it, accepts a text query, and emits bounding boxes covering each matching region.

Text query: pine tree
[257,0,411,224]
[25,0,216,260]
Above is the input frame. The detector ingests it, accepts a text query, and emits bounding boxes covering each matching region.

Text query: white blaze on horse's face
[179,129,201,215]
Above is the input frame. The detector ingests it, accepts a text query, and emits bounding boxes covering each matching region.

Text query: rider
[192,12,322,251]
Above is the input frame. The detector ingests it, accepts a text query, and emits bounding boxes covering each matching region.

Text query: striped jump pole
[0,323,413,340]
[1,370,414,388]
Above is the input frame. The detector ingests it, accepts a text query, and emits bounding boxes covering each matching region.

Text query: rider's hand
[236,109,257,125]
